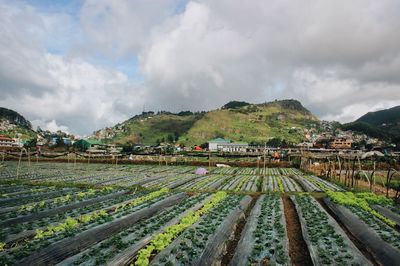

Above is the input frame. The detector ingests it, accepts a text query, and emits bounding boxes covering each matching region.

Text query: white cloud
[1,0,400,135]
[32,119,70,134]
[0,52,146,134]
[0,2,145,134]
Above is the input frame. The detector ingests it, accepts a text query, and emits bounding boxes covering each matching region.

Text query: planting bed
[230,193,290,265]
[292,194,371,265]
[262,175,303,192]
[2,162,399,265]
[146,194,251,265]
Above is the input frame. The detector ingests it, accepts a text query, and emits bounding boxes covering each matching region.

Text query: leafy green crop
[34,188,169,241]
[276,176,284,193]
[327,191,395,227]
[135,191,227,266]
[235,176,250,192]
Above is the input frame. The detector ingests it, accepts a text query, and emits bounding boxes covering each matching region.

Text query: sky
[1,0,400,135]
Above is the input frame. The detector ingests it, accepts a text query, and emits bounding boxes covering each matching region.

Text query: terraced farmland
[0,161,399,265]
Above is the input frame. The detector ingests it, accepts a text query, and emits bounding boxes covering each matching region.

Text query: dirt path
[282,196,313,266]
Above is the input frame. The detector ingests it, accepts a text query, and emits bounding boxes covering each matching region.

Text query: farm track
[221,195,258,266]
[15,193,187,266]
[0,191,128,228]
[282,196,313,266]
[316,198,379,265]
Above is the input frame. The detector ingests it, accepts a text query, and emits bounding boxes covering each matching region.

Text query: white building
[208,138,231,151]
[217,142,249,152]
[208,138,248,152]
[0,135,19,150]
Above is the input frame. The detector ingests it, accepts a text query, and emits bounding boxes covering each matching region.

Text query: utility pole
[208,150,211,170]
[263,143,267,177]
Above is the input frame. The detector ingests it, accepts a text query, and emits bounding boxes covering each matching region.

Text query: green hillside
[180,100,317,146]
[107,112,203,145]
[0,107,36,140]
[100,99,318,146]
[356,105,400,126]
[342,105,400,145]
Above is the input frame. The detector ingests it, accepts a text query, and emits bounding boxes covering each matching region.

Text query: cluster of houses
[0,117,389,154]
[296,121,382,150]
[0,135,22,150]
[73,139,122,154]
[208,137,355,153]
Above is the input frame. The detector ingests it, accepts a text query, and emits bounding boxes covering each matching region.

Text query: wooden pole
[17,148,24,179]
[337,156,342,183]
[263,144,266,177]
[208,150,211,170]
[370,160,375,192]
[351,158,356,188]
[344,158,349,187]
[386,168,391,197]
[28,148,31,168]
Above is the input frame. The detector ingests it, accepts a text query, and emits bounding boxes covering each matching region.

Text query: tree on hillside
[222,101,250,109]
[55,136,66,147]
[167,134,174,143]
[266,138,282,147]
[24,138,37,149]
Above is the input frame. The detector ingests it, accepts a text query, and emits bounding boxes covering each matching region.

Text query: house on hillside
[0,135,19,150]
[74,139,106,152]
[217,142,249,152]
[330,138,353,149]
[208,138,231,151]
[107,144,123,154]
[296,142,313,149]
[208,138,248,152]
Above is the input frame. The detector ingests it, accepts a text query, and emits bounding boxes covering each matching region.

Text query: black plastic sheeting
[15,193,187,266]
[323,198,400,266]
[0,191,127,228]
[371,205,400,227]
[195,196,252,266]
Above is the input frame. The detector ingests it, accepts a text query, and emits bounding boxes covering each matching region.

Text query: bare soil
[282,196,313,266]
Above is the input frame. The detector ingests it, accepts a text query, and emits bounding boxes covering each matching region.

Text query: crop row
[292,194,371,265]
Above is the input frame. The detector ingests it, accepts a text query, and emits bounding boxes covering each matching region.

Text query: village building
[330,138,353,149]
[217,142,249,152]
[208,138,231,151]
[296,142,313,149]
[0,135,19,150]
[74,139,106,152]
[107,144,123,154]
[208,138,248,152]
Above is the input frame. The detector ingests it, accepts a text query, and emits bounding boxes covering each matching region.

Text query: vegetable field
[0,161,399,265]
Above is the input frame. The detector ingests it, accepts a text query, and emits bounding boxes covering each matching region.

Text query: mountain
[357,105,400,126]
[93,99,319,146]
[342,105,400,144]
[0,107,36,140]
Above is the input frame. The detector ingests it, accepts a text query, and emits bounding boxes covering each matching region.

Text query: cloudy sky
[1,0,400,135]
